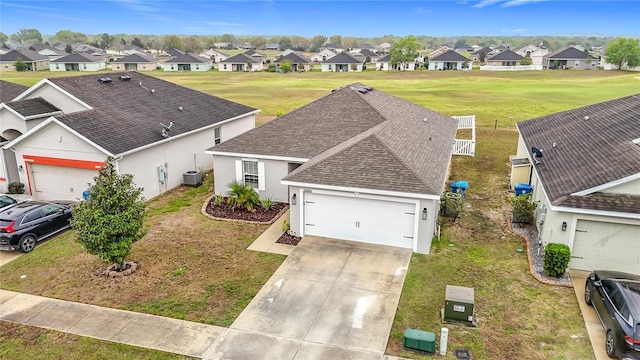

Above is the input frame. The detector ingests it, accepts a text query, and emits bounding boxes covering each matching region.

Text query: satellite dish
[531,147,543,158]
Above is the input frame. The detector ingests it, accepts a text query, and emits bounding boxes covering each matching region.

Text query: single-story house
[516,44,549,66]
[243,49,267,64]
[0,49,49,71]
[49,53,106,72]
[375,42,392,53]
[23,43,66,60]
[321,43,344,53]
[321,52,363,72]
[484,50,524,67]
[310,49,336,63]
[273,52,312,72]
[376,54,416,71]
[0,80,28,103]
[162,53,213,72]
[357,48,380,63]
[511,94,640,274]
[106,44,146,56]
[543,45,597,70]
[218,53,265,72]
[428,50,468,70]
[469,46,492,62]
[352,43,376,53]
[199,49,230,64]
[264,43,280,51]
[208,83,462,254]
[0,72,259,199]
[111,53,161,71]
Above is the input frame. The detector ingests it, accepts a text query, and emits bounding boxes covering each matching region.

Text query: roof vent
[357,88,368,94]
[178,106,184,111]
[151,89,156,94]
[98,77,112,84]
[363,86,372,91]
[119,75,132,81]
[584,115,589,120]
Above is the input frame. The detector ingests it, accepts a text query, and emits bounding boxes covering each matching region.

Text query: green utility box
[444,285,475,324]
[403,328,436,353]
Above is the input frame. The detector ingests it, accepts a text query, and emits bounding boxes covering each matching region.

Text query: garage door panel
[32,164,97,201]
[571,220,640,274]
[304,192,415,249]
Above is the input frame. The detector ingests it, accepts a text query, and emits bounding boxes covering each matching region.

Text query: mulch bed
[205,197,288,223]
[276,232,302,246]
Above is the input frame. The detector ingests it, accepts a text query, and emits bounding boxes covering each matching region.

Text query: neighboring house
[0,49,49,71]
[469,46,492,62]
[543,45,596,70]
[243,49,267,64]
[426,46,452,59]
[106,44,146,56]
[376,54,416,71]
[0,80,28,103]
[207,83,461,254]
[349,52,367,64]
[264,43,280,51]
[219,53,264,72]
[322,43,345,53]
[516,44,549,66]
[484,50,524,67]
[64,43,106,57]
[357,48,380,63]
[601,55,640,71]
[428,50,468,70]
[213,42,231,49]
[111,53,161,71]
[353,43,376,53]
[321,52,363,72]
[274,52,312,72]
[310,49,336,63]
[23,43,66,60]
[199,48,230,64]
[375,42,392,53]
[49,53,107,72]
[166,48,186,57]
[454,44,475,53]
[162,53,213,72]
[0,72,259,199]
[511,94,640,274]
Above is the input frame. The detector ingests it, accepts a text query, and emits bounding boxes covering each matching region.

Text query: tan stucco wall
[23,83,89,113]
[0,109,28,136]
[601,178,640,195]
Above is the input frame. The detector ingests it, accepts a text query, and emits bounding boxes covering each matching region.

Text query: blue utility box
[450,180,468,196]
[514,183,533,195]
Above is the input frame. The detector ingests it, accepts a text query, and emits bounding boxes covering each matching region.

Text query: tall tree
[219,33,237,44]
[72,157,146,272]
[278,36,292,50]
[290,35,309,51]
[310,34,327,51]
[342,36,358,50]
[390,35,421,70]
[65,44,73,54]
[329,35,342,46]
[184,36,203,53]
[0,32,8,43]
[131,37,145,49]
[96,33,114,49]
[250,36,266,49]
[52,30,88,44]
[120,38,127,45]
[162,35,185,51]
[605,38,640,70]
[11,28,42,44]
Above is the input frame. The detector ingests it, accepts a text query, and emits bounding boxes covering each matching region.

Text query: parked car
[585,270,640,359]
[0,201,76,253]
[0,195,17,209]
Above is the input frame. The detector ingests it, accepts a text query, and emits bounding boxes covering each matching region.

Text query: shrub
[544,243,570,277]
[226,181,260,212]
[7,182,25,194]
[213,193,224,205]
[282,219,290,233]
[260,196,275,210]
[509,194,537,224]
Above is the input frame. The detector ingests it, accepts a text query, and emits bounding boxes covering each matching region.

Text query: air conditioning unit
[183,170,202,187]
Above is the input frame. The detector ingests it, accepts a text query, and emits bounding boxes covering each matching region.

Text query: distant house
[376,54,416,71]
[322,43,345,53]
[428,50,468,70]
[166,48,186,57]
[516,44,549,66]
[543,45,597,70]
[200,49,230,64]
[106,44,146,57]
[243,49,267,64]
[49,53,106,72]
[454,44,475,53]
[23,43,66,60]
[469,46,492,62]
[357,48,380,63]
[162,53,213,72]
[352,43,376,53]
[426,46,452,59]
[213,42,231,49]
[310,49,336,63]
[274,52,312,72]
[264,43,280,51]
[219,53,264,72]
[322,53,363,72]
[349,52,367,64]
[375,42,392,53]
[0,49,49,71]
[111,53,161,71]
[484,50,524,67]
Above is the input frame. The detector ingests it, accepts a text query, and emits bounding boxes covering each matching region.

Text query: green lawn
[1,69,637,359]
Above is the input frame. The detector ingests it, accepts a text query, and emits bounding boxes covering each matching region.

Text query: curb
[200,194,289,225]
[507,219,573,288]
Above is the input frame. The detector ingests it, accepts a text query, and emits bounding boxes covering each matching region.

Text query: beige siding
[601,179,640,195]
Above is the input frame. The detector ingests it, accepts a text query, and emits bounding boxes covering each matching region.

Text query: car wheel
[584,281,592,306]
[605,331,616,358]
[18,235,36,253]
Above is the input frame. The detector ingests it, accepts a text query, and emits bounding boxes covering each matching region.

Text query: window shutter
[235,160,242,182]
[258,162,265,191]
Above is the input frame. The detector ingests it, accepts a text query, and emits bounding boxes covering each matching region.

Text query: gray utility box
[183,170,203,187]
[444,285,475,325]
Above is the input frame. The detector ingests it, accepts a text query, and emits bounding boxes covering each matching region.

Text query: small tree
[462,59,469,70]
[520,55,533,65]
[13,56,28,71]
[226,181,260,212]
[71,157,146,272]
[350,63,358,71]
[246,61,252,72]
[509,193,537,224]
[279,59,292,73]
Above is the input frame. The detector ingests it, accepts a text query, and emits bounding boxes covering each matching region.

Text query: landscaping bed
[276,232,302,246]
[204,197,287,223]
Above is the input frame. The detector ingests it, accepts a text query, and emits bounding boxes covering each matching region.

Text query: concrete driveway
[204,236,412,360]
[570,270,608,360]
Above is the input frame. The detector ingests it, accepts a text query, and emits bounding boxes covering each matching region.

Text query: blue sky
[1,1,638,37]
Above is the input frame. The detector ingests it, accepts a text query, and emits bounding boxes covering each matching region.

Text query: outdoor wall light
[561,221,567,231]
[422,207,428,220]
[291,193,297,205]
[18,165,23,172]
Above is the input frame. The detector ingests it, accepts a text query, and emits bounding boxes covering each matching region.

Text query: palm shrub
[226,181,260,212]
[260,196,275,210]
[544,243,571,277]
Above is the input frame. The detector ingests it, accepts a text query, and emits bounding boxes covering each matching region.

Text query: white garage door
[571,220,640,274]
[304,192,416,249]
[32,164,98,201]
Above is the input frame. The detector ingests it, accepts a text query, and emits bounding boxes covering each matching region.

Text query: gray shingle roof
[213,83,458,195]
[274,52,311,64]
[517,94,640,212]
[220,53,255,64]
[486,50,524,61]
[358,49,378,58]
[323,52,361,64]
[5,97,60,117]
[167,49,185,57]
[43,72,256,155]
[545,46,589,60]
[378,54,391,62]
[471,47,492,55]
[0,80,29,103]
[112,53,159,63]
[51,53,103,63]
[164,53,211,64]
[0,49,49,62]
[430,50,467,62]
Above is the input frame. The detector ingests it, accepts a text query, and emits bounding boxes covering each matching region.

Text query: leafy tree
[250,36,266,49]
[120,38,127,45]
[462,59,469,69]
[329,35,342,46]
[342,36,358,50]
[71,157,146,272]
[0,32,7,43]
[131,37,145,49]
[310,34,328,51]
[52,30,87,44]
[390,35,421,71]
[278,36,292,50]
[279,59,292,73]
[226,181,260,212]
[219,33,237,44]
[520,55,532,65]
[162,35,185,51]
[184,36,203,53]
[2,42,9,50]
[13,57,28,71]
[65,44,73,54]
[11,28,42,44]
[605,38,640,70]
[97,33,114,49]
[290,35,309,51]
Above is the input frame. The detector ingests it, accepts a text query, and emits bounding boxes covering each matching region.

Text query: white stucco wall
[601,179,640,195]
[163,62,213,72]
[0,109,28,136]
[428,61,463,70]
[321,63,363,72]
[212,156,292,202]
[49,62,106,72]
[22,83,89,113]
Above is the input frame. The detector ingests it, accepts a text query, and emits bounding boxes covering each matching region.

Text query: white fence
[480,65,543,71]
[452,115,476,157]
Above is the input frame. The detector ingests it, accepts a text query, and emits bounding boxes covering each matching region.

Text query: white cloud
[472,0,503,8]
[111,0,159,13]
[472,0,547,8]
[501,28,528,34]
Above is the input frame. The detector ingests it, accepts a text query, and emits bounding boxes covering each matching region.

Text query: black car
[0,200,75,253]
[0,195,17,209]
[585,270,640,359]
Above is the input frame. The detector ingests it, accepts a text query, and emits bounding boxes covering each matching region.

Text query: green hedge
[544,243,570,277]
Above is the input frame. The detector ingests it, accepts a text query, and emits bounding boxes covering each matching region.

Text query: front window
[243,160,258,188]
[214,127,221,145]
